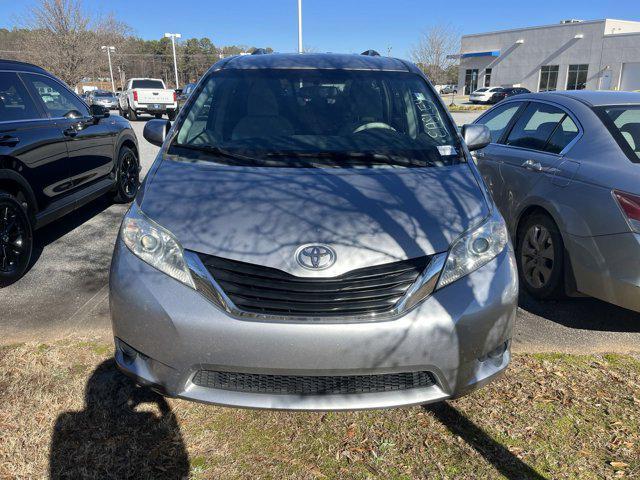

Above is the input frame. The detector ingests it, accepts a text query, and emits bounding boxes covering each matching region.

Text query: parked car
[473,91,640,312]
[118,78,177,121]
[176,82,196,112]
[110,52,517,410]
[469,87,503,104]
[488,87,530,104]
[87,90,119,109]
[0,60,140,285]
[440,84,458,94]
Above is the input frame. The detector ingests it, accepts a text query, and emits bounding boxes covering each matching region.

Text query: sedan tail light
[133,90,138,102]
[613,190,640,233]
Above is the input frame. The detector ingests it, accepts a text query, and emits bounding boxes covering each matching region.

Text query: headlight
[437,209,508,289]
[120,203,195,289]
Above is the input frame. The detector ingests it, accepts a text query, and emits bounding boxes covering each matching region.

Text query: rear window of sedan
[600,106,640,163]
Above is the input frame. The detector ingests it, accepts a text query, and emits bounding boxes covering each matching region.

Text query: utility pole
[164,32,182,88]
[101,46,116,92]
[297,0,303,53]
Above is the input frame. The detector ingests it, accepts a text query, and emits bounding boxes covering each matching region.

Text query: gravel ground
[0,113,639,351]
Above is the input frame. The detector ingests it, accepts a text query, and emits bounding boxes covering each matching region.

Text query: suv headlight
[437,209,508,289]
[120,203,195,289]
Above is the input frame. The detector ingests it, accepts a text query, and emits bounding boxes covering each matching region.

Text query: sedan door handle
[522,159,543,172]
[0,135,19,146]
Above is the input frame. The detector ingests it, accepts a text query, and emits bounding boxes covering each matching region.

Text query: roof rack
[361,50,380,57]
[251,48,270,55]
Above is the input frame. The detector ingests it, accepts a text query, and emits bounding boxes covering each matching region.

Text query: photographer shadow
[49,360,189,479]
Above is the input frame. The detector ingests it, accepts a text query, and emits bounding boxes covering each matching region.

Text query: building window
[539,65,559,92]
[464,69,478,95]
[566,64,588,90]
[484,68,492,87]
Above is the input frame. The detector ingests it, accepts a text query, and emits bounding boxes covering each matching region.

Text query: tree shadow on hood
[49,360,189,479]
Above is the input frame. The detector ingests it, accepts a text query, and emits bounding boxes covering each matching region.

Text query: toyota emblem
[295,244,336,270]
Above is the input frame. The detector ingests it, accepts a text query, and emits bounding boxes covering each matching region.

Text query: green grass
[1,341,639,479]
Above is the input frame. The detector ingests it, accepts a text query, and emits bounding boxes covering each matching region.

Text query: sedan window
[601,106,640,162]
[545,116,579,154]
[476,102,522,143]
[506,103,568,152]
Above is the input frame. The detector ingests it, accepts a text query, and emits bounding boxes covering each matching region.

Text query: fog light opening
[479,341,509,363]
[117,339,139,365]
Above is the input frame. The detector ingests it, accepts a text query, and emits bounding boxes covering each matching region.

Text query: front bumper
[109,241,518,410]
[565,231,640,312]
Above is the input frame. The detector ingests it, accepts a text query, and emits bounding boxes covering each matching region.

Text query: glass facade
[538,65,559,92]
[464,69,478,95]
[566,64,589,90]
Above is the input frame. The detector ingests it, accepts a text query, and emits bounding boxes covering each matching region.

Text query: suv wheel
[168,110,176,121]
[0,192,33,286]
[517,213,564,299]
[111,146,140,203]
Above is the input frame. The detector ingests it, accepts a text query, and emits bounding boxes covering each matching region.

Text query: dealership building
[457,19,640,94]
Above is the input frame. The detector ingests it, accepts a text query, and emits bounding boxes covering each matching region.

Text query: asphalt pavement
[1,113,639,352]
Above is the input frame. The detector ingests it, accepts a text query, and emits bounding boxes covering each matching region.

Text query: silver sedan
[474,90,640,312]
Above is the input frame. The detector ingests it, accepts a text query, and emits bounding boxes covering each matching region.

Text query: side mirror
[89,104,110,118]
[461,124,490,151]
[143,119,171,147]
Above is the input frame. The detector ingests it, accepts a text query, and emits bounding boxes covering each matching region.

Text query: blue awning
[461,50,500,58]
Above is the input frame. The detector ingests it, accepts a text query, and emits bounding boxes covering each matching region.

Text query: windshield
[131,79,164,89]
[94,92,114,97]
[599,106,640,163]
[172,69,461,168]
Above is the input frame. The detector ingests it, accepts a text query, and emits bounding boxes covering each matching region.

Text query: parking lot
[1,112,639,353]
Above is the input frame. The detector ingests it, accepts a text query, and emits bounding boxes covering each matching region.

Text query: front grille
[197,254,430,317]
[192,370,436,395]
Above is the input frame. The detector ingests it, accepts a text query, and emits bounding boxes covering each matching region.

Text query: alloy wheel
[0,202,28,274]
[521,224,555,289]
[119,151,139,197]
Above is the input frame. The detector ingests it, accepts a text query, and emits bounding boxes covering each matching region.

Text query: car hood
[139,158,489,277]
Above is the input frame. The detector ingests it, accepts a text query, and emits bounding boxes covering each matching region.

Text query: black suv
[0,60,140,285]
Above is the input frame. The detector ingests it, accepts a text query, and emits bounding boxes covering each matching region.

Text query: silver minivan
[109,52,518,410]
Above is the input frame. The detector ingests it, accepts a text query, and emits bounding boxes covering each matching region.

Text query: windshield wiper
[171,144,260,165]
[265,151,425,167]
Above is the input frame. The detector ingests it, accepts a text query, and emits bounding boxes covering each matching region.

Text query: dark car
[0,60,140,285]
[489,87,530,104]
[176,82,196,112]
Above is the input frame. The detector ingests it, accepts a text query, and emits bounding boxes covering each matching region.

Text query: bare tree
[410,24,460,85]
[24,0,129,87]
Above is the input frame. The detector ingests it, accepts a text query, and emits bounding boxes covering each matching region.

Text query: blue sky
[1,0,639,59]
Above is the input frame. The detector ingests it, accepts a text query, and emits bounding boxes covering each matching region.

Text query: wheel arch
[0,168,39,221]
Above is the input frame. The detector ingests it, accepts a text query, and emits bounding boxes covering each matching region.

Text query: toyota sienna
[109,52,518,410]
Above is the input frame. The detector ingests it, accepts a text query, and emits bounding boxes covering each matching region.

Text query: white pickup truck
[118,78,177,121]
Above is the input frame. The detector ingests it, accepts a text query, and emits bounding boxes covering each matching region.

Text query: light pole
[297,0,303,53]
[164,32,182,88]
[101,46,116,93]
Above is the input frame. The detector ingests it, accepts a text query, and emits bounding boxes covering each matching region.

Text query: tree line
[0,0,271,90]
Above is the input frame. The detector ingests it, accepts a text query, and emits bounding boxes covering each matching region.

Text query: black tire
[154,113,163,119]
[0,192,33,287]
[167,110,176,121]
[516,213,565,299]
[111,146,140,203]
[128,108,138,121]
